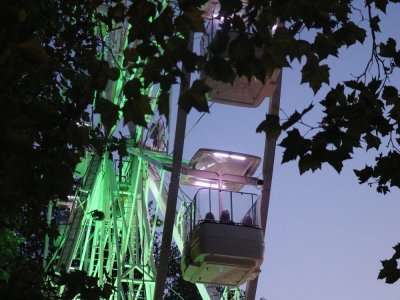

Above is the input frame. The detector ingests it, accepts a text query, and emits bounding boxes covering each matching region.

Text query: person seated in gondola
[203,211,216,223]
[220,210,234,225]
[242,215,253,226]
[205,211,215,220]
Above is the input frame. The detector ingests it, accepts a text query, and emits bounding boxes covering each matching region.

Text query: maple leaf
[122,95,153,127]
[301,56,330,93]
[179,80,211,113]
[280,129,311,163]
[378,259,400,284]
[94,98,120,135]
[281,103,314,131]
[379,38,397,57]
[256,114,281,140]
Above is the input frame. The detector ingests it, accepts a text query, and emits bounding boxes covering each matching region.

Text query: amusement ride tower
[45,1,282,299]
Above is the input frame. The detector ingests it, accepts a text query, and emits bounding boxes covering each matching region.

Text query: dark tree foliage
[0,0,115,296]
[378,243,400,284]
[153,233,202,299]
[2,0,400,296]
[164,244,202,299]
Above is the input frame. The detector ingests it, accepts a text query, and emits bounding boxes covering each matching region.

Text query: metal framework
[44,2,282,300]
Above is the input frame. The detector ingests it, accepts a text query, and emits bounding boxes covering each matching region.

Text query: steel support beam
[245,70,282,300]
[153,32,194,300]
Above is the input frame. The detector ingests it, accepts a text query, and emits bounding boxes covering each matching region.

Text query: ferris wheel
[44,1,282,299]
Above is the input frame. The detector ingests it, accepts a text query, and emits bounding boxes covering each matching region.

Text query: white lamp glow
[194,181,219,188]
[230,154,246,160]
[213,152,229,158]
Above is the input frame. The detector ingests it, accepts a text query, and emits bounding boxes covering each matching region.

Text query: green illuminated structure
[43,4,237,299]
[44,2,282,299]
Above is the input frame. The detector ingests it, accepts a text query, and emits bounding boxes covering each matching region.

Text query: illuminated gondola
[180,149,264,286]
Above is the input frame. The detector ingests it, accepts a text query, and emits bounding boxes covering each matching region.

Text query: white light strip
[213,152,229,158]
[230,154,246,160]
[193,181,220,189]
[213,152,246,161]
[199,162,216,170]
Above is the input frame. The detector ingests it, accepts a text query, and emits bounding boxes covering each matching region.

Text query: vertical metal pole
[153,32,194,300]
[88,223,99,275]
[112,199,125,300]
[186,202,192,237]
[245,70,282,300]
[119,156,123,183]
[251,194,254,224]
[98,220,105,284]
[218,178,223,216]
[194,195,197,224]
[230,192,233,221]
[208,189,211,212]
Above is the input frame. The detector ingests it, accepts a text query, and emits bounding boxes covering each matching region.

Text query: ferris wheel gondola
[179,149,265,286]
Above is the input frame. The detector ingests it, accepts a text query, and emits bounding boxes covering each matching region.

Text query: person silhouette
[242,215,253,226]
[220,210,232,223]
[205,211,215,221]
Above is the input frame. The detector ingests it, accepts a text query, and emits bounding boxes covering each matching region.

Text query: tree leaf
[106,67,120,81]
[281,103,314,130]
[364,132,381,150]
[274,27,296,50]
[279,129,311,163]
[136,43,160,59]
[313,33,339,60]
[179,80,211,113]
[122,95,153,127]
[256,114,281,140]
[344,80,365,91]
[352,165,372,185]
[370,15,381,33]
[377,185,390,194]
[219,0,242,16]
[108,2,126,23]
[287,39,312,63]
[298,154,321,174]
[129,0,157,22]
[378,259,400,284]
[393,243,400,260]
[184,7,206,32]
[124,79,142,99]
[228,34,255,64]
[204,56,236,83]
[333,22,366,46]
[325,149,351,173]
[208,31,230,55]
[379,38,397,58]
[94,98,120,134]
[123,47,139,67]
[175,7,205,35]
[374,0,389,13]
[382,86,399,104]
[301,56,330,93]
[158,89,170,123]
